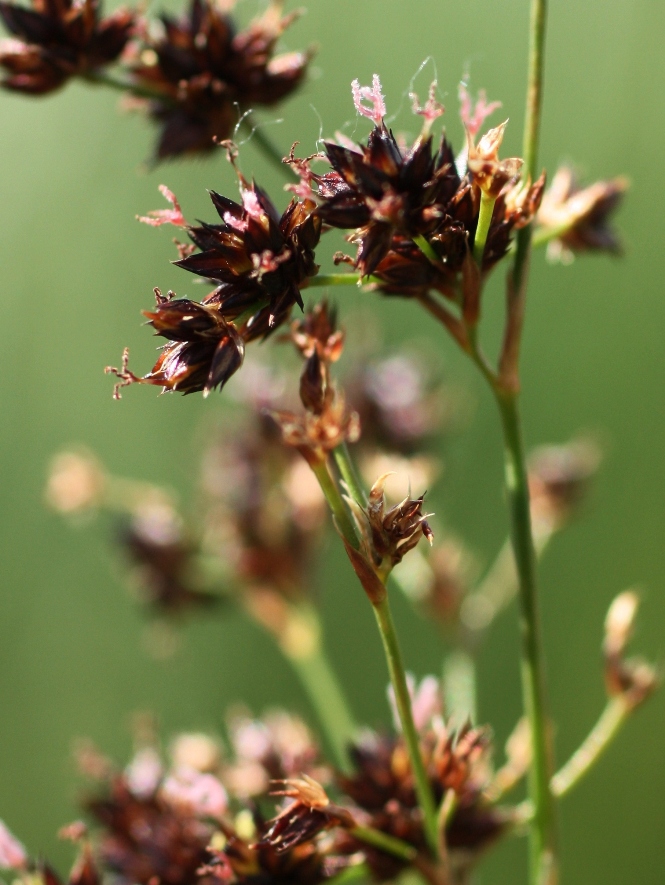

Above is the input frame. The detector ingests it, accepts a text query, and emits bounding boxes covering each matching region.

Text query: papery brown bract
[131,0,310,160]
[536,167,628,262]
[177,182,321,338]
[0,0,134,93]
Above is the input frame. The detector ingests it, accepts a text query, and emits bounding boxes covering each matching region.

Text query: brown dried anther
[131,0,311,160]
[536,166,628,261]
[0,0,134,94]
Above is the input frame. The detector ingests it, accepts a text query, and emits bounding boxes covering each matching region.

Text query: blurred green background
[0,1,663,882]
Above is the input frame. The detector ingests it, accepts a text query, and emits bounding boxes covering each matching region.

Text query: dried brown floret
[131,0,311,160]
[0,0,134,93]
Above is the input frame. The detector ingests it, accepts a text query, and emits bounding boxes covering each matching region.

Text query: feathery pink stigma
[137,185,186,228]
[459,84,502,138]
[410,80,444,123]
[351,74,386,125]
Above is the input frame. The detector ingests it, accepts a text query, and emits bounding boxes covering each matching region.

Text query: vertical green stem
[285,622,357,771]
[311,459,359,549]
[334,442,368,506]
[373,596,440,859]
[473,192,497,265]
[495,391,556,885]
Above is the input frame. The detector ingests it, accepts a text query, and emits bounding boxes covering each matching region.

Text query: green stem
[513,0,548,293]
[413,234,442,267]
[305,273,383,288]
[83,69,173,103]
[240,116,290,178]
[495,391,556,885]
[372,596,440,859]
[351,826,417,862]
[473,191,497,265]
[311,459,359,549]
[334,442,368,506]
[280,605,356,772]
[551,697,629,798]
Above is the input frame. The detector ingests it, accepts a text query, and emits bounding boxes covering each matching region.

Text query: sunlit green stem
[413,234,441,267]
[280,604,356,771]
[351,826,417,862]
[240,116,290,178]
[551,697,629,798]
[473,192,497,265]
[495,390,556,885]
[83,69,173,102]
[372,595,440,859]
[311,459,359,549]
[334,442,368,506]
[306,273,383,288]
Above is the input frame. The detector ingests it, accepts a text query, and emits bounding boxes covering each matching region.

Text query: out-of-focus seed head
[45,449,106,515]
[170,734,222,774]
[119,501,218,617]
[536,167,628,262]
[0,0,135,94]
[130,0,311,160]
[528,438,602,535]
[603,591,658,710]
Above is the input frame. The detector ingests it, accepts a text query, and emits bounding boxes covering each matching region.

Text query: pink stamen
[137,185,186,228]
[351,74,386,125]
[459,84,502,138]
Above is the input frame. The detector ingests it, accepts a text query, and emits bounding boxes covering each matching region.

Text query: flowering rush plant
[0,1,655,885]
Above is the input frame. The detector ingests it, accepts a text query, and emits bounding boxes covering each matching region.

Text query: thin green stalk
[351,826,417,862]
[334,442,368,506]
[513,0,548,293]
[372,596,440,859]
[305,273,383,288]
[495,391,556,885]
[240,116,289,177]
[311,459,359,549]
[551,697,629,798]
[286,633,356,772]
[473,191,497,265]
[413,234,441,267]
[83,69,173,103]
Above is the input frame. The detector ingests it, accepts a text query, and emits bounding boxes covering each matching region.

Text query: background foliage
[0,1,663,882]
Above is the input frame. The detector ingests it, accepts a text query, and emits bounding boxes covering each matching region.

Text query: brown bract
[131,0,310,160]
[536,166,628,261]
[310,125,460,277]
[262,776,354,853]
[0,0,134,93]
[271,387,360,467]
[177,181,321,337]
